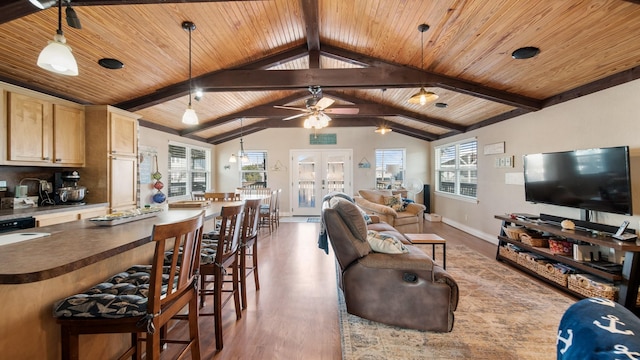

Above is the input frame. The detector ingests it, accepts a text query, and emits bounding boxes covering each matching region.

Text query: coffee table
[405,233,446,269]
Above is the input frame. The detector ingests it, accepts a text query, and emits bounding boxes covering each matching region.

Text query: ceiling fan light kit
[181,20,198,125]
[37,0,78,76]
[409,23,437,105]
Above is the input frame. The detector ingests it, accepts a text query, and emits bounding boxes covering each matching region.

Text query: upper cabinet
[109,112,138,157]
[2,87,85,167]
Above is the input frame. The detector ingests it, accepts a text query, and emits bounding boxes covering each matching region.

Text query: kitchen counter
[0,202,236,360]
[0,204,232,284]
[0,202,109,221]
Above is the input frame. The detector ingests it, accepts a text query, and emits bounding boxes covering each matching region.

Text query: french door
[290,149,352,216]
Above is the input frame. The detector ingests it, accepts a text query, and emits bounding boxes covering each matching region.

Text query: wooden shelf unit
[495,214,640,315]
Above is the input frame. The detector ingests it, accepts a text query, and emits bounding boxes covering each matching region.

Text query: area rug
[339,244,576,359]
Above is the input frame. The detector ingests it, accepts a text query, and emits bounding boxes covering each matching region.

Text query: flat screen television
[523,146,633,215]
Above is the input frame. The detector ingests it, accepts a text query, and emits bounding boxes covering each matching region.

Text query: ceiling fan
[274,86,359,122]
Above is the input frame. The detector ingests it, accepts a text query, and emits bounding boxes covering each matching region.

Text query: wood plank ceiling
[0,0,639,144]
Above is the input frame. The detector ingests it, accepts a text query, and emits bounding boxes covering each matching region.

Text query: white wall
[215,127,429,215]
[431,78,640,243]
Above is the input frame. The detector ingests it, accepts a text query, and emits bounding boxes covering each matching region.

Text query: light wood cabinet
[4,91,84,166]
[84,105,140,213]
[35,206,108,227]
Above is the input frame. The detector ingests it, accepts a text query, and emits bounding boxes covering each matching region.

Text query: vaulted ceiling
[1,0,639,144]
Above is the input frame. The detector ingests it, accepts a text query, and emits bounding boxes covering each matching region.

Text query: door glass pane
[326,154,345,193]
[297,154,316,208]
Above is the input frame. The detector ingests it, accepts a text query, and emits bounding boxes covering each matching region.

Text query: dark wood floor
[162,218,497,359]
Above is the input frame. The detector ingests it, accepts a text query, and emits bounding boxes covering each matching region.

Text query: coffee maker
[53,171,86,205]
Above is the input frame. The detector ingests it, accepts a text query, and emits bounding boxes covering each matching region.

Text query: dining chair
[204,192,240,201]
[258,190,276,233]
[192,191,205,201]
[239,198,262,309]
[198,203,244,350]
[54,212,205,360]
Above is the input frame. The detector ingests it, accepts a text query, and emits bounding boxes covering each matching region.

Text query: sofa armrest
[433,265,459,311]
[354,197,398,217]
[405,202,426,215]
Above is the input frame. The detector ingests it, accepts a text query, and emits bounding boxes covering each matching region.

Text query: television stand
[495,214,640,316]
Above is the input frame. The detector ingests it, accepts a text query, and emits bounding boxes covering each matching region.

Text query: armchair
[354,189,426,233]
[322,196,458,332]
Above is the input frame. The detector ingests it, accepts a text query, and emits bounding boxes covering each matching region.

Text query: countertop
[0,202,238,284]
[0,202,109,221]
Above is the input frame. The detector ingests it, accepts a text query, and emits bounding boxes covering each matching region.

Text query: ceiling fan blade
[65,4,82,29]
[315,97,335,110]
[324,107,360,115]
[283,113,308,121]
[274,105,307,112]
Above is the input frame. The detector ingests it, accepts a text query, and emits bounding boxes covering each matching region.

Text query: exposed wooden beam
[0,0,259,25]
[180,92,309,136]
[300,0,320,51]
[323,91,466,132]
[208,116,438,144]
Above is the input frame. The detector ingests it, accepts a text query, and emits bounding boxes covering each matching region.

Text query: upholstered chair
[322,197,458,332]
[354,189,426,233]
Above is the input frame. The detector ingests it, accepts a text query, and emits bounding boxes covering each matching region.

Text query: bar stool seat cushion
[53,265,174,319]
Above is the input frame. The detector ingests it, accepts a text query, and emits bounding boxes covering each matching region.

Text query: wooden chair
[198,204,244,350]
[204,192,240,201]
[272,188,282,229]
[239,198,262,309]
[54,212,205,360]
[258,190,277,233]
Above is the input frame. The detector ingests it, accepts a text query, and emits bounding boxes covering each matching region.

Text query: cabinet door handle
[43,157,50,161]
[111,150,117,154]
[55,158,62,162]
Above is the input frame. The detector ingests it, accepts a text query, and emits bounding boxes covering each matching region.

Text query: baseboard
[441,217,498,245]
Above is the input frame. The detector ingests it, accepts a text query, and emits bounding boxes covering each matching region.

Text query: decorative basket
[502,226,526,240]
[549,239,573,256]
[517,252,540,272]
[568,274,617,301]
[519,233,549,248]
[536,262,569,286]
[499,245,519,262]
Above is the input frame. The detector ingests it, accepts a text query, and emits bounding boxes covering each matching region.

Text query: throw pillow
[366,230,408,254]
[383,194,406,212]
[329,197,368,242]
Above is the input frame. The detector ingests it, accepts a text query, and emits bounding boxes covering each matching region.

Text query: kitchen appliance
[54,171,87,205]
[0,216,36,234]
[1,197,39,209]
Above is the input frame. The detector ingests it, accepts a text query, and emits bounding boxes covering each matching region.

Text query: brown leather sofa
[322,196,458,332]
[354,189,426,233]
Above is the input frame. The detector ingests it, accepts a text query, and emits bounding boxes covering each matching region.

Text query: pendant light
[181,21,198,125]
[37,0,78,76]
[375,89,392,134]
[229,118,249,163]
[408,23,438,105]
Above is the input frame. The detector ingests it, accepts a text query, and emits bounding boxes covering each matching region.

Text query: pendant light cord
[188,26,192,107]
[56,0,63,35]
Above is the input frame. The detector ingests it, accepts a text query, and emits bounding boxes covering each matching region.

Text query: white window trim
[239,150,268,188]
[375,148,406,190]
[168,141,211,199]
[434,137,478,201]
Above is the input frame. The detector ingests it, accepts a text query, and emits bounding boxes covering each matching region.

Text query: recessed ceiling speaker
[98,58,124,69]
[512,46,540,59]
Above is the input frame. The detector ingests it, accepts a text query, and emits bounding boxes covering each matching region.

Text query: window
[168,143,211,198]
[435,139,477,198]
[240,151,268,188]
[375,149,405,189]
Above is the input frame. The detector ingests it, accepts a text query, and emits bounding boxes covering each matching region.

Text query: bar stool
[198,203,243,350]
[53,212,205,360]
[239,198,262,309]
